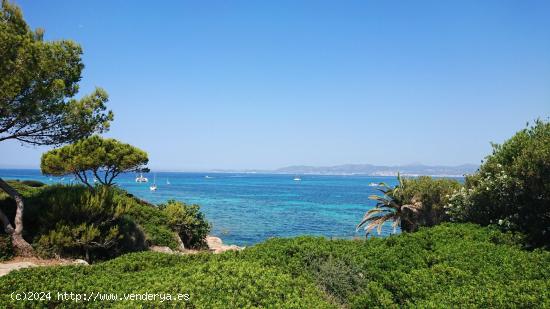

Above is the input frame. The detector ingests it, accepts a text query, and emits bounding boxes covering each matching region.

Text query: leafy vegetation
[123,194,181,249]
[32,186,132,261]
[0,224,548,308]
[0,183,210,261]
[358,175,461,235]
[0,234,13,261]
[446,119,550,248]
[159,200,211,249]
[41,136,149,188]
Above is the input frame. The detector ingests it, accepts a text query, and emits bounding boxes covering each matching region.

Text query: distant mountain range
[0,163,479,177]
[271,164,479,177]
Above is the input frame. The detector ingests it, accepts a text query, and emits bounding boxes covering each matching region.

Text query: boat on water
[205,175,213,179]
[293,176,301,181]
[150,174,157,191]
[166,179,171,185]
[136,173,148,183]
[369,182,381,187]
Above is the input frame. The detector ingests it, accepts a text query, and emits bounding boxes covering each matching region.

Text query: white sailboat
[166,179,171,185]
[149,174,157,191]
[135,172,148,183]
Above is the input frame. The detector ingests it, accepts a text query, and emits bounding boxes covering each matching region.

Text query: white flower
[498,219,504,225]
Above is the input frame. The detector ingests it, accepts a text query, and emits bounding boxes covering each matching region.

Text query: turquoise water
[1,169,403,246]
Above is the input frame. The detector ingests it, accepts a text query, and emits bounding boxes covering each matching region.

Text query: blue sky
[1,0,549,170]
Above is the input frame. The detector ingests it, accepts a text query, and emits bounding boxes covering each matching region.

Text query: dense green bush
[1,224,547,308]
[159,200,211,249]
[0,183,209,260]
[31,185,137,261]
[123,195,180,249]
[20,180,45,187]
[446,120,550,248]
[240,223,550,307]
[0,234,13,261]
[394,176,462,227]
[0,252,332,308]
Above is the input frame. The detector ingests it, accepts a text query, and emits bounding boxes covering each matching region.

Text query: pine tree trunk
[0,177,34,257]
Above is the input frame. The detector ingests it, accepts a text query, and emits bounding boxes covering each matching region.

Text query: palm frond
[356,209,387,230]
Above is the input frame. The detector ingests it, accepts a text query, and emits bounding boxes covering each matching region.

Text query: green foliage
[0,252,332,308]
[159,200,211,249]
[359,175,461,235]
[0,224,548,308]
[0,234,13,261]
[394,176,462,226]
[123,195,180,249]
[446,119,550,248]
[0,183,205,256]
[240,223,549,307]
[20,180,45,187]
[41,136,148,187]
[0,0,113,146]
[31,185,134,261]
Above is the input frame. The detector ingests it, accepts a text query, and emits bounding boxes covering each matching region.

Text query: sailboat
[135,172,148,183]
[149,174,157,191]
[166,179,171,185]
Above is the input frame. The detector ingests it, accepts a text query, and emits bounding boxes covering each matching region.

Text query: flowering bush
[445,120,550,248]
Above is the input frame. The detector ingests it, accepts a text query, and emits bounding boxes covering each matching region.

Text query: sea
[0,169,407,246]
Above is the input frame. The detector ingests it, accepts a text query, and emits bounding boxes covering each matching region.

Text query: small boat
[150,174,157,191]
[166,179,171,185]
[369,182,381,187]
[293,176,301,181]
[205,175,213,179]
[136,173,148,183]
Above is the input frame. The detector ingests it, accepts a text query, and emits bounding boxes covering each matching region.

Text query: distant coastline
[0,163,478,178]
[209,163,478,177]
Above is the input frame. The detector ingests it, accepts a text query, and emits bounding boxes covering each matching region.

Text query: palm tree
[357,174,422,237]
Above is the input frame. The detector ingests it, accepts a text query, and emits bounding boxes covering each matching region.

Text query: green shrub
[123,196,180,249]
[396,176,462,226]
[159,200,211,249]
[311,255,364,304]
[20,180,45,187]
[240,223,550,307]
[31,185,137,261]
[0,234,13,261]
[1,182,210,258]
[0,252,333,308]
[446,119,550,248]
[0,224,548,308]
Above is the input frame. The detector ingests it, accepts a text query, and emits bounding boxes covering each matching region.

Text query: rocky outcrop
[73,259,89,265]
[149,246,175,254]
[206,236,243,254]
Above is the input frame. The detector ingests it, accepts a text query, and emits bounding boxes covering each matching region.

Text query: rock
[150,246,174,254]
[0,262,36,277]
[73,259,89,265]
[206,236,243,254]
